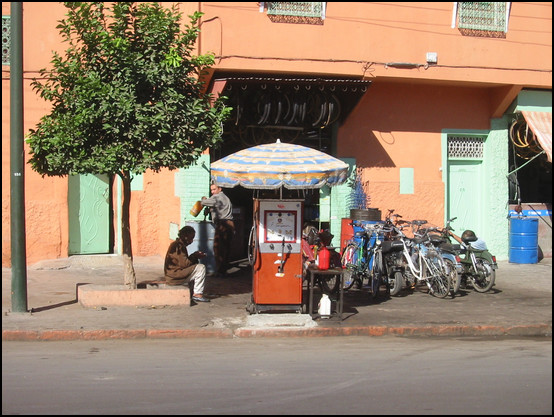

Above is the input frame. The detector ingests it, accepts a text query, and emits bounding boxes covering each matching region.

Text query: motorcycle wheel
[388,271,404,296]
[472,258,496,292]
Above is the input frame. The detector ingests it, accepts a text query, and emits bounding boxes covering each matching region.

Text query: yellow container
[190,201,203,217]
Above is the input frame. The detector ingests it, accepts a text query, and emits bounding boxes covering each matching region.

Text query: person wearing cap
[164,226,210,303]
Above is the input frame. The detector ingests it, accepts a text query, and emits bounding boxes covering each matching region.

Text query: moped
[439,218,498,293]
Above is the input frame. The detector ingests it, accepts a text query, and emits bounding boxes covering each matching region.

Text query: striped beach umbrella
[210,139,348,189]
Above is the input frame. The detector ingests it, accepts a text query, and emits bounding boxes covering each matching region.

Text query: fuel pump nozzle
[278,238,286,274]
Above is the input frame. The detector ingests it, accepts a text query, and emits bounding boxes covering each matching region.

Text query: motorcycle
[439,218,498,293]
[380,210,407,296]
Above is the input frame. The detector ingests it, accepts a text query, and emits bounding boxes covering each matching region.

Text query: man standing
[164,226,210,303]
[201,183,235,277]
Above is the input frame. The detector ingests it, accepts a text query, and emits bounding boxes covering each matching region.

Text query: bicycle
[340,221,388,299]
[417,219,462,297]
[392,221,451,298]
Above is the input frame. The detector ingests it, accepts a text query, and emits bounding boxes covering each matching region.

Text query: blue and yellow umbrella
[210,140,348,189]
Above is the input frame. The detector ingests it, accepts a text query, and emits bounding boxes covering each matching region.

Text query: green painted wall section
[319,186,331,222]
[130,173,143,191]
[399,168,414,194]
[330,158,356,247]
[507,90,552,113]
[175,154,211,226]
[484,118,510,260]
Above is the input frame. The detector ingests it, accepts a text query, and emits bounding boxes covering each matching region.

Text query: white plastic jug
[318,294,331,318]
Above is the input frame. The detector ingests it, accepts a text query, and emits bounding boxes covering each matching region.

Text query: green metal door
[447,160,483,236]
[68,174,111,254]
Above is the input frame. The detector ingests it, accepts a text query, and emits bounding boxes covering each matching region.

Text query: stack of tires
[350,208,382,222]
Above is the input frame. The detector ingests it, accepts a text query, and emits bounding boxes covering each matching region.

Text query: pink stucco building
[2,2,552,267]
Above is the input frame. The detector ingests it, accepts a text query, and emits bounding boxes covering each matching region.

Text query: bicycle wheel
[472,258,496,292]
[369,251,383,299]
[341,244,359,290]
[427,253,450,298]
[443,258,461,296]
[342,268,359,290]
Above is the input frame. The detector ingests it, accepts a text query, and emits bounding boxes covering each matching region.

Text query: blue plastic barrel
[509,217,539,264]
[186,221,216,273]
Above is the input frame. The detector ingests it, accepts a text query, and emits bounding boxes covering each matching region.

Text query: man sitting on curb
[164,226,210,303]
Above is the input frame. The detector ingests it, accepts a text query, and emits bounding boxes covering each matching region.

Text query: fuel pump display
[248,199,304,313]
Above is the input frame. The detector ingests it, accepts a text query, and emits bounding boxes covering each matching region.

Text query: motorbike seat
[381,240,404,254]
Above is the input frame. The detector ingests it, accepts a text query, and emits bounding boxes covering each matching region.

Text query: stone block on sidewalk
[77,284,190,307]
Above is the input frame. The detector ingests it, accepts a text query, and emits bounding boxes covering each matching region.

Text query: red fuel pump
[247,199,304,313]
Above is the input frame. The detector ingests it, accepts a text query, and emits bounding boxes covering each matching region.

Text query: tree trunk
[121,171,137,289]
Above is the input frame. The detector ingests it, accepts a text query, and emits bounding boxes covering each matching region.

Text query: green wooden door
[447,160,483,236]
[68,174,111,254]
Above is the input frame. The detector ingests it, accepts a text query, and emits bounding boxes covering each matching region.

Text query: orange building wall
[337,81,492,227]
[2,2,551,266]
[198,2,551,87]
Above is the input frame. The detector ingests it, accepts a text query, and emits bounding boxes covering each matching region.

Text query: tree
[26,2,231,288]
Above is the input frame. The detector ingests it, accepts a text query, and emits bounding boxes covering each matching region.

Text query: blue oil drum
[509,217,539,264]
[186,221,216,273]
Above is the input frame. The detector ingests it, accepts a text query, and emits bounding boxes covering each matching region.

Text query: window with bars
[260,2,326,24]
[452,2,510,37]
[2,15,10,65]
[448,136,484,159]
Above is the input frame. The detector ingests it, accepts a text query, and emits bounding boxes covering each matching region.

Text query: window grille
[2,15,10,65]
[448,136,484,159]
[452,2,510,35]
[262,2,326,20]
[267,2,324,18]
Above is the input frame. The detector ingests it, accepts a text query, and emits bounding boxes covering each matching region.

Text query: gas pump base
[246,299,305,315]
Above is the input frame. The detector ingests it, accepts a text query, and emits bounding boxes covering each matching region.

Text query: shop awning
[521,111,552,163]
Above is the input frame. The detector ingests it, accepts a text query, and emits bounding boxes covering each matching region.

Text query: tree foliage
[27,2,230,177]
[26,2,231,288]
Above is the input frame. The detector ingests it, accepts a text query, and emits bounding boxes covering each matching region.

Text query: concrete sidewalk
[2,255,552,341]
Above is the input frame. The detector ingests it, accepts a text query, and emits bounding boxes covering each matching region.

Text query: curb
[3,323,551,341]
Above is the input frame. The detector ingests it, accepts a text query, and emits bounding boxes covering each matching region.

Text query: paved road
[2,336,551,415]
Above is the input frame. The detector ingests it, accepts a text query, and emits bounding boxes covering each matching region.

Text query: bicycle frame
[395,226,451,297]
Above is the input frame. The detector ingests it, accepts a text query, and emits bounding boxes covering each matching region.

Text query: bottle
[318,294,331,318]
[318,245,330,270]
[190,201,203,217]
